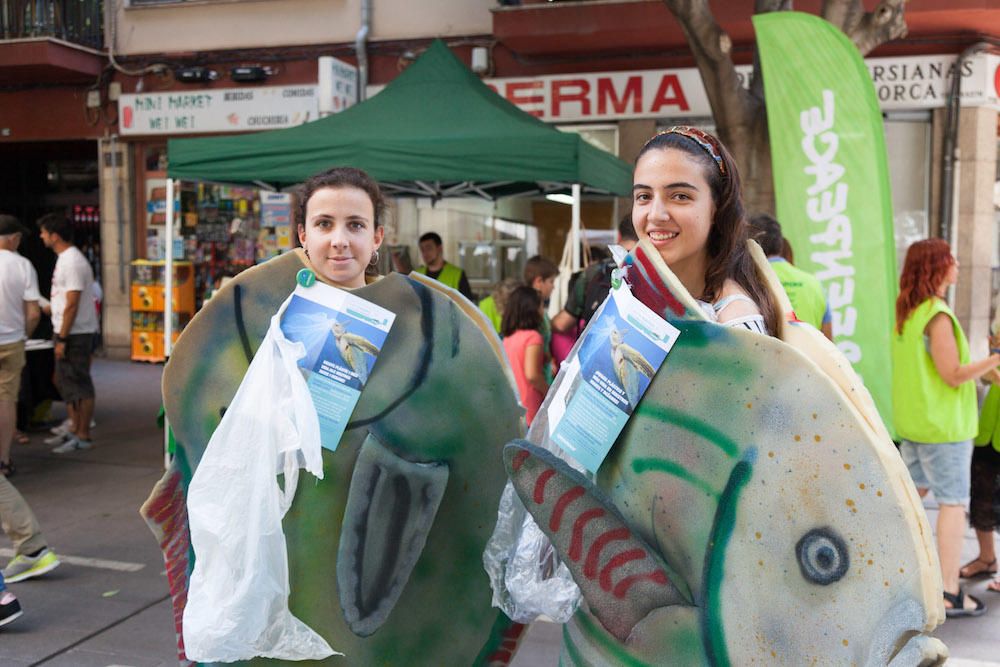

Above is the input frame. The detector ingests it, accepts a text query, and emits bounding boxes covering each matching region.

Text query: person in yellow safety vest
[416,232,474,301]
[892,238,1000,618]
[749,214,833,340]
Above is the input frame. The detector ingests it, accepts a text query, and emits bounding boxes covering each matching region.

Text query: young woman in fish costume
[488,128,949,666]
[142,167,528,665]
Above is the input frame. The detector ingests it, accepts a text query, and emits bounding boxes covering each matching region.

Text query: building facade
[1,0,998,360]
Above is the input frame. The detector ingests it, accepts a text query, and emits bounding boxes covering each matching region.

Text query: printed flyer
[548,285,679,472]
[280,282,395,451]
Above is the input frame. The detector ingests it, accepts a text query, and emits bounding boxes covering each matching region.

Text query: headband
[647,126,726,176]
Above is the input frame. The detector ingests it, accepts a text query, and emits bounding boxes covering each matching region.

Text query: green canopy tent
[166,39,632,199]
[160,40,632,357]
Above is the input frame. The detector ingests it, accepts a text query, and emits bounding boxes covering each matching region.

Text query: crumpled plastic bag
[483,481,581,624]
[183,295,340,662]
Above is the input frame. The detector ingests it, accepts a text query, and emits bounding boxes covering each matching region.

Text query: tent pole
[163,177,175,469]
[571,183,581,272]
[165,178,175,359]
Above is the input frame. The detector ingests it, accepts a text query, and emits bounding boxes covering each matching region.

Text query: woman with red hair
[892,238,1000,617]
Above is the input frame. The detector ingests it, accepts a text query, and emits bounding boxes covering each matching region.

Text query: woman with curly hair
[891,238,1000,617]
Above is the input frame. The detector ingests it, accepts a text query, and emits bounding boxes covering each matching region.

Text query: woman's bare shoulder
[714,280,762,322]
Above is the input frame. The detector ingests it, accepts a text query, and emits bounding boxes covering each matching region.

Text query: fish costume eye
[795,528,849,585]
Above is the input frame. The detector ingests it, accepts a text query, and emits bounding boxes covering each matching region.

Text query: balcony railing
[1,0,104,50]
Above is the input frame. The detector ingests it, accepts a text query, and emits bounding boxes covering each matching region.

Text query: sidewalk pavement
[0,358,176,666]
[0,358,997,665]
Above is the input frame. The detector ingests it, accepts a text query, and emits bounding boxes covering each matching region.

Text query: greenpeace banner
[754,12,898,437]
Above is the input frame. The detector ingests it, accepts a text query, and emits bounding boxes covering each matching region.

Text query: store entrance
[0,139,101,321]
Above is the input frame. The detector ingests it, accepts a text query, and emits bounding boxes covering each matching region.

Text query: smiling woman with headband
[631,126,779,335]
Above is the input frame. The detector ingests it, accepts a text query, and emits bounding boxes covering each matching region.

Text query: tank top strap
[712,293,757,313]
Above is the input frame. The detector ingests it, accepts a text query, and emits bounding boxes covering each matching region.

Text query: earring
[369,250,380,266]
[304,247,310,260]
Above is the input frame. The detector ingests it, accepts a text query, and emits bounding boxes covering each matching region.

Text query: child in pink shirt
[502,286,548,425]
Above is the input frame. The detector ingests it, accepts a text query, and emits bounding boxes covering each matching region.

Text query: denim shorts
[899,439,973,506]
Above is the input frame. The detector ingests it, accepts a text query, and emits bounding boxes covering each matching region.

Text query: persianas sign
[756,12,899,436]
[475,53,999,122]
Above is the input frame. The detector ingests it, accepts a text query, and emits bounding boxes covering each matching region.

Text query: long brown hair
[895,238,954,334]
[501,286,543,337]
[636,129,780,336]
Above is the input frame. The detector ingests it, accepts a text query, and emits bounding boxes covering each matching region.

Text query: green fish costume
[142,249,527,665]
[492,240,946,666]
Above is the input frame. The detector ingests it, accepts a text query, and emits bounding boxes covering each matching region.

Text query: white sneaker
[49,419,73,436]
[43,432,72,446]
[51,437,93,454]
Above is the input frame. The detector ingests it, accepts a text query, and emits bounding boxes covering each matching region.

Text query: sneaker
[49,418,73,436]
[51,437,93,454]
[3,549,60,583]
[43,432,72,446]
[0,591,22,627]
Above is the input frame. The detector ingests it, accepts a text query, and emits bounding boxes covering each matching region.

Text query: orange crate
[130,331,181,363]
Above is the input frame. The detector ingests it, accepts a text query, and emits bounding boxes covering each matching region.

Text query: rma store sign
[471,53,1000,123]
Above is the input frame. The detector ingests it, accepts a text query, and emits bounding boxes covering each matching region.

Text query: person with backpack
[552,214,638,336]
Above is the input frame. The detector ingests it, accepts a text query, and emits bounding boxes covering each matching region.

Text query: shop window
[557,123,619,156]
[883,113,932,273]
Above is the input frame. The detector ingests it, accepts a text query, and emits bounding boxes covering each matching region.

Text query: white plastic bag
[483,481,581,623]
[183,296,340,662]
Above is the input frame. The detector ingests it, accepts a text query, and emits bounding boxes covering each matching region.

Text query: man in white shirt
[0,215,61,625]
[37,214,98,453]
[0,215,40,472]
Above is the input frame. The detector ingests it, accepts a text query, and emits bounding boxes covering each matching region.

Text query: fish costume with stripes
[501,240,947,666]
[141,249,527,665]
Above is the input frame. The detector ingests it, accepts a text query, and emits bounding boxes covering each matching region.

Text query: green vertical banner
[754,12,897,437]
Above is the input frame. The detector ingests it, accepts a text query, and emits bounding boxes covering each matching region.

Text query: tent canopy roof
[166,40,632,198]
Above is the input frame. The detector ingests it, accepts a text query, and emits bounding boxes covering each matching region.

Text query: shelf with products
[142,174,294,309]
[129,260,195,363]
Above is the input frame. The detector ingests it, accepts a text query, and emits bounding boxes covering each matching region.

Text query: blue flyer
[280,282,395,452]
[548,285,679,473]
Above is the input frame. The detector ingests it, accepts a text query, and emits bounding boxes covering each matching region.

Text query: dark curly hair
[296,166,386,232]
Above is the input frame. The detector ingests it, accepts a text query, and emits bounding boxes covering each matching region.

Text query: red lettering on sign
[597,76,642,115]
[552,79,591,118]
[994,64,1000,98]
[506,81,544,117]
[650,74,690,113]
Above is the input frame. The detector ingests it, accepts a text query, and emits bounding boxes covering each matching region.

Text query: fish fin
[337,432,449,636]
[346,333,381,357]
[504,440,690,642]
[625,240,710,323]
[140,463,194,665]
[748,240,895,443]
[562,606,708,666]
[622,344,656,378]
[473,614,529,666]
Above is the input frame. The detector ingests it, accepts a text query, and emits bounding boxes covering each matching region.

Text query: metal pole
[571,184,582,271]
[164,178,174,357]
[163,177,175,469]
